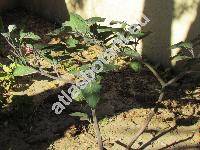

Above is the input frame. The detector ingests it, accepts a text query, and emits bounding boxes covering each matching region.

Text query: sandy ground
[1,68,199,150]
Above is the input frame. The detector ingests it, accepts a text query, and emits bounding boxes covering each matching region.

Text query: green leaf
[85,95,100,109]
[20,31,41,42]
[73,90,85,101]
[69,112,89,121]
[122,47,141,58]
[62,13,89,34]
[97,26,123,33]
[82,81,101,109]
[13,65,38,76]
[79,64,92,71]
[129,61,142,72]
[66,37,79,48]
[171,42,193,50]
[128,31,152,40]
[102,64,118,72]
[86,17,106,25]
[82,81,101,96]
[33,43,48,50]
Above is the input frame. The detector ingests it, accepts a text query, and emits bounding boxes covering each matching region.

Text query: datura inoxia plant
[1,13,199,150]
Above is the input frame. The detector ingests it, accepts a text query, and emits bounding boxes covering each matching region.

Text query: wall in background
[1,0,200,66]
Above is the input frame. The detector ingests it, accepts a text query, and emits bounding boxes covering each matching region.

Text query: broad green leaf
[33,43,48,50]
[62,13,89,34]
[20,31,41,42]
[122,47,141,58]
[79,64,92,72]
[82,81,101,96]
[85,95,100,109]
[129,61,142,72]
[86,17,106,25]
[171,42,193,50]
[102,64,118,72]
[73,90,85,101]
[82,80,101,109]
[13,65,37,76]
[66,37,79,48]
[69,112,89,121]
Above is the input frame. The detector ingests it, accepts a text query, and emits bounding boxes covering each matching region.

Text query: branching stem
[125,61,200,149]
[142,61,166,87]
[91,109,104,150]
[126,92,164,150]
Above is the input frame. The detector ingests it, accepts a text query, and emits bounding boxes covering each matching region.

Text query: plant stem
[163,70,200,88]
[4,38,20,57]
[91,109,103,150]
[142,61,166,87]
[125,69,200,149]
[53,64,60,78]
[126,92,165,150]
